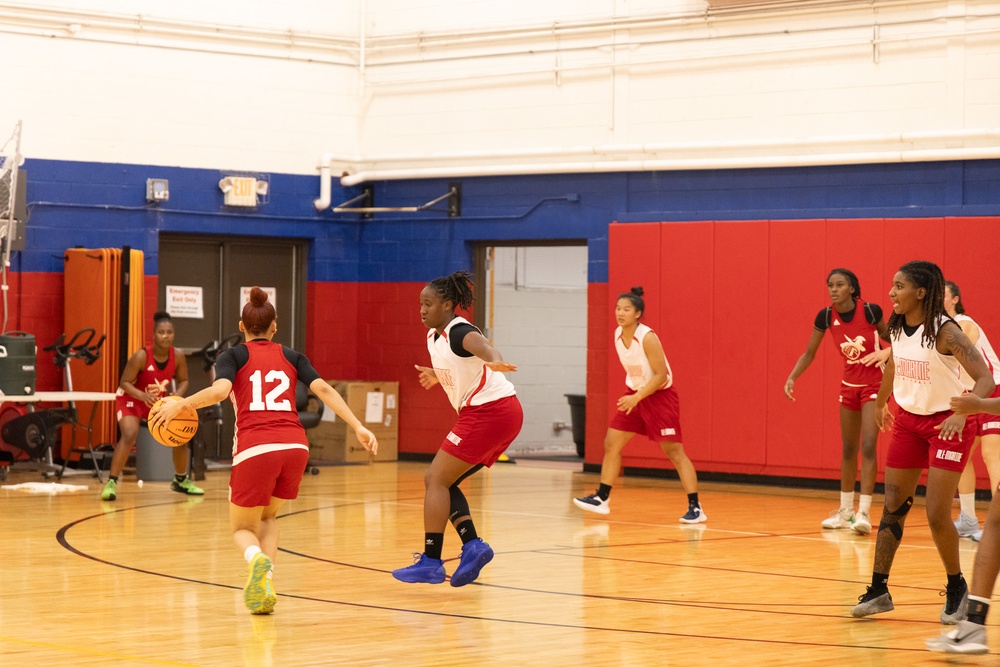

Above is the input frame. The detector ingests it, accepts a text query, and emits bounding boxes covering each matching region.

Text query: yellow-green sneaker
[244,553,275,614]
[170,476,205,496]
[100,478,117,501]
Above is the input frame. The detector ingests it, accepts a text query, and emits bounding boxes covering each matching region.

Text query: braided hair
[617,286,645,317]
[827,268,861,300]
[427,270,475,312]
[886,260,946,348]
[945,280,967,315]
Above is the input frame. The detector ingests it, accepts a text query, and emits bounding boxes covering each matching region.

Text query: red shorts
[972,386,1000,437]
[885,408,976,472]
[608,386,683,442]
[440,396,523,467]
[116,393,151,421]
[229,446,310,508]
[839,382,881,412]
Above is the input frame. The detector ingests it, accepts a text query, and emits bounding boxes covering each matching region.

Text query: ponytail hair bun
[241,286,276,336]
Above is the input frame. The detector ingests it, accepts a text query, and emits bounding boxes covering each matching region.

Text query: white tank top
[427,316,516,412]
[954,313,1000,384]
[891,315,965,415]
[615,323,673,391]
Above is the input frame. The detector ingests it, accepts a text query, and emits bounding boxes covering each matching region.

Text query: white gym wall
[0,1,996,174]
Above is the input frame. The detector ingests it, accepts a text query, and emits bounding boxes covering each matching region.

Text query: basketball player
[784,269,889,534]
[573,286,705,523]
[944,280,1000,542]
[392,271,523,587]
[927,390,1000,654]
[150,287,377,614]
[852,261,994,624]
[101,311,203,501]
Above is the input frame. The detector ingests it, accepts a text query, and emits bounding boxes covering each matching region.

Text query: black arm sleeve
[448,323,478,358]
[214,345,247,383]
[865,302,884,325]
[813,307,830,332]
[283,346,322,386]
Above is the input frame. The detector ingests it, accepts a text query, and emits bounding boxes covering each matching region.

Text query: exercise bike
[0,328,106,479]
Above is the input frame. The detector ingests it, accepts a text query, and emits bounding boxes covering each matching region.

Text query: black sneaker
[940,579,969,624]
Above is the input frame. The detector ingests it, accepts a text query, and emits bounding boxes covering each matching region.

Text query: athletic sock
[687,492,699,507]
[455,519,479,544]
[870,571,889,594]
[858,494,872,515]
[109,475,119,484]
[174,473,186,484]
[424,533,444,560]
[840,491,855,512]
[968,595,991,625]
[960,493,977,518]
[244,545,262,563]
[597,484,612,501]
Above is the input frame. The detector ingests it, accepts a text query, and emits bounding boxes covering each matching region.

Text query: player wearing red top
[151,287,377,615]
[101,311,201,501]
[784,269,889,534]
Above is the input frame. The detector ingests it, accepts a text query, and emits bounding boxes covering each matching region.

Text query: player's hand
[414,365,439,389]
[783,379,795,401]
[874,402,894,432]
[355,427,378,455]
[148,398,184,431]
[485,361,517,373]
[616,393,641,415]
[934,413,967,441]
[142,391,159,407]
[860,348,891,369]
[950,393,982,415]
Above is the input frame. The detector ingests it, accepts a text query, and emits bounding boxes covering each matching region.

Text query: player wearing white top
[945,281,1000,542]
[573,286,705,523]
[393,271,523,587]
[852,261,993,626]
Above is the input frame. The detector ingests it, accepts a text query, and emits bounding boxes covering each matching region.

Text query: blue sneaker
[392,553,446,584]
[450,538,494,587]
[680,503,707,524]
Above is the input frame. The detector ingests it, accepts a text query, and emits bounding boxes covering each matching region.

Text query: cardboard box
[308,381,399,463]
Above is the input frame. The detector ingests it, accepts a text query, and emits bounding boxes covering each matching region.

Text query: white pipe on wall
[336,146,1000,187]
[311,129,1000,193]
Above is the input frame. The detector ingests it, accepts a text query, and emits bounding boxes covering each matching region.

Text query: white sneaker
[852,511,872,535]
[954,512,980,538]
[971,529,984,542]
[821,507,855,529]
[573,493,610,515]
[926,620,988,654]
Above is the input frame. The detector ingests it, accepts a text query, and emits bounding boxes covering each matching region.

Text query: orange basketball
[149,396,199,447]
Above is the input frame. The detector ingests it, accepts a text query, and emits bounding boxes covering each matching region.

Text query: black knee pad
[878,496,913,540]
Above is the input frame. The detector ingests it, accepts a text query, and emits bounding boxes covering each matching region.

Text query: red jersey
[227,340,308,457]
[815,301,883,386]
[134,345,176,398]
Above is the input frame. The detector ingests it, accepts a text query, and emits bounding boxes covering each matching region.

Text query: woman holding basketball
[944,280,1000,542]
[784,268,889,534]
[851,261,994,624]
[101,311,202,501]
[150,287,377,614]
[573,286,704,523]
[392,270,522,587]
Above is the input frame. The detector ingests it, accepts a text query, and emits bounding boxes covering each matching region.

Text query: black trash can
[565,394,586,458]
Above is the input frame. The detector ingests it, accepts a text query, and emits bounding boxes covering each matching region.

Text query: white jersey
[615,323,673,391]
[954,313,1000,384]
[891,315,965,415]
[427,316,516,413]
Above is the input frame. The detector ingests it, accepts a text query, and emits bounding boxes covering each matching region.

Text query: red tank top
[825,302,883,386]
[135,346,177,398]
[229,340,307,456]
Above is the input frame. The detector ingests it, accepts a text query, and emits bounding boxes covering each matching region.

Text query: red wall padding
[604,217,1000,484]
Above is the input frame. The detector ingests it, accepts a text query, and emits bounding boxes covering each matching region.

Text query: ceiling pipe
[319,130,1000,189]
